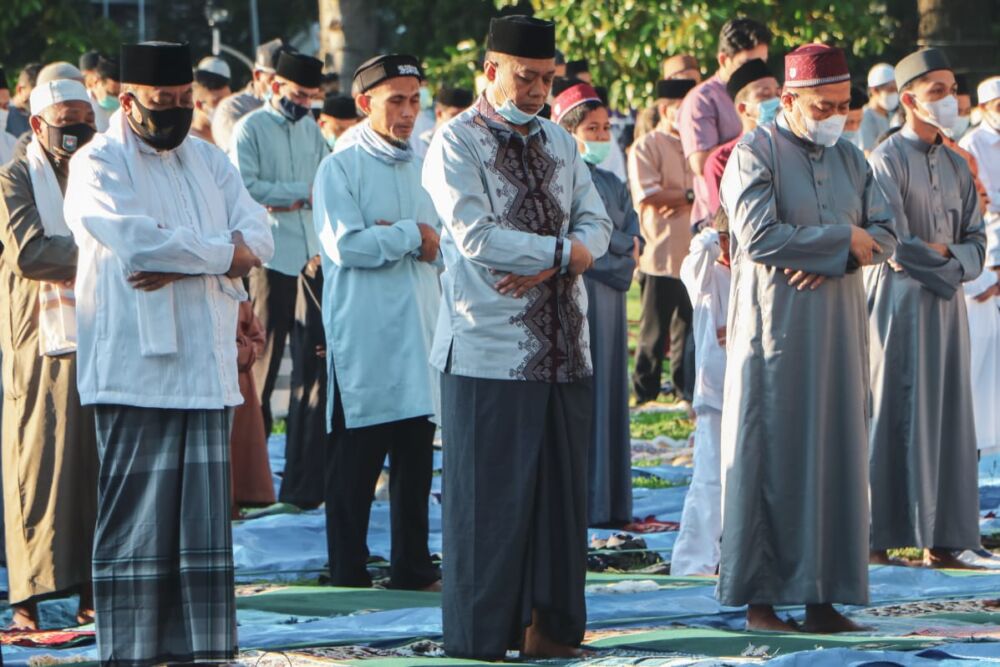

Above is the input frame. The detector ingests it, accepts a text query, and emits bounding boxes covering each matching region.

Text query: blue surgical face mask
[419,87,433,110]
[842,129,861,146]
[581,140,611,165]
[755,97,780,124]
[492,73,540,126]
[326,133,337,149]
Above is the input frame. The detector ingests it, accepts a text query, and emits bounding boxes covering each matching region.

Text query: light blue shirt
[421,96,612,383]
[313,133,441,429]
[232,103,329,276]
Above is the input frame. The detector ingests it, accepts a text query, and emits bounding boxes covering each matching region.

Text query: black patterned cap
[850,85,868,110]
[120,42,193,86]
[487,16,555,59]
[353,54,424,94]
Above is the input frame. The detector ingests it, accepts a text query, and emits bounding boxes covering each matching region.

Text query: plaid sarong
[92,405,236,666]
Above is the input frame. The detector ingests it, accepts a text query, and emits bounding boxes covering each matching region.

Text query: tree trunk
[917,0,996,86]
[317,0,379,84]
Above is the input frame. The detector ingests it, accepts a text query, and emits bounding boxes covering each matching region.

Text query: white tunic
[64,111,273,409]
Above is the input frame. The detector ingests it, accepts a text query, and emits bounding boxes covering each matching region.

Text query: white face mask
[878,92,899,112]
[793,98,846,147]
[915,94,959,132]
[985,110,1000,132]
[948,115,971,138]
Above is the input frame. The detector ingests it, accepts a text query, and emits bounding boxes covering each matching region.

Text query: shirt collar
[264,99,291,125]
[900,124,942,154]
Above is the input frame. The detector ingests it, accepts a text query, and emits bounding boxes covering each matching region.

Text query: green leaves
[493,0,897,109]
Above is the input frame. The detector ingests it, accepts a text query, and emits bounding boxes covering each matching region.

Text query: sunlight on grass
[630,411,695,442]
[632,474,690,489]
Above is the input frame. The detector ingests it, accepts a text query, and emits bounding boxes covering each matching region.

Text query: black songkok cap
[276,51,323,89]
[79,50,101,72]
[353,54,423,94]
[565,59,589,79]
[120,42,193,86]
[436,87,473,109]
[97,56,119,81]
[657,78,696,100]
[726,58,774,99]
[895,48,951,90]
[850,85,869,110]
[487,16,556,60]
[0,68,7,91]
[322,94,358,119]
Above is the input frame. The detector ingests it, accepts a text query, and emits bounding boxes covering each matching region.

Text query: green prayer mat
[237,586,442,616]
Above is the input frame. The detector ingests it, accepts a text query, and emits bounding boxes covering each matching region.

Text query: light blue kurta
[313,138,441,430]
[232,103,329,276]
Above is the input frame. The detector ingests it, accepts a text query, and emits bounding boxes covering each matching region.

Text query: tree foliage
[497,0,898,109]
[1,0,120,86]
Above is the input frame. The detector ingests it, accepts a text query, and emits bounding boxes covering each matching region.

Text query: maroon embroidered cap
[552,82,602,124]
[784,44,850,88]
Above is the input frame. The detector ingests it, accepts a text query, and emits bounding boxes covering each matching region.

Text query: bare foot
[76,608,96,625]
[803,603,868,633]
[924,548,984,570]
[420,579,442,593]
[10,601,39,630]
[522,611,592,659]
[745,604,800,632]
[78,583,95,625]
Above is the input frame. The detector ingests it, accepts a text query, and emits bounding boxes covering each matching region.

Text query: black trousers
[250,267,299,436]
[279,264,329,509]
[632,273,693,403]
[324,383,439,589]
[441,374,593,660]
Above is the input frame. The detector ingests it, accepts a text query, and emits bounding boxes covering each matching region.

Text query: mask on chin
[127,94,193,151]
[491,72,539,126]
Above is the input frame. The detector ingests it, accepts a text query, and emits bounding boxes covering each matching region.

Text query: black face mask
[43,121,96,160]
[127,94,193,151]
[278,96,311,123]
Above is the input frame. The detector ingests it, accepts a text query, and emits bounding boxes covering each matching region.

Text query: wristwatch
[685,189,695,204]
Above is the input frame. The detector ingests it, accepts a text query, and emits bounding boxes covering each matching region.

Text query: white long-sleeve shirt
[64,124,273,410]
[679,227,730,413]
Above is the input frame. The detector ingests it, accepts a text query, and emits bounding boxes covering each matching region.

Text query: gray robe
[867,128,986,551]
[717,115,896,607]
[585,166,642,526]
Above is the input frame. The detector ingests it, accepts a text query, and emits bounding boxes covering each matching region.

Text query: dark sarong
[280,263,329,508]
[441,374,593,660]
[92,405,236,667]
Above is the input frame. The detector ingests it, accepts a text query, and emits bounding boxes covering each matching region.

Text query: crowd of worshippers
[0,8,998,664]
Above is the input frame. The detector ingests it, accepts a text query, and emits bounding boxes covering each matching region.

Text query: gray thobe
[867,127,986,551]
[585,166,643,526]
[717,113,896,607]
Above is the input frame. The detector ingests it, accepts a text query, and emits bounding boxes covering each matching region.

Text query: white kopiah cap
[867,63,895,89]
[196,56,231,80]
[978,76,1000,106]
[30,79,91,116]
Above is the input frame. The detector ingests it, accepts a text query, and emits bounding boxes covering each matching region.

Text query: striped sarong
[93,405,236,666]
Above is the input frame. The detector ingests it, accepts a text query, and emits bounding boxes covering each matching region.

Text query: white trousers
[671,407,721,576]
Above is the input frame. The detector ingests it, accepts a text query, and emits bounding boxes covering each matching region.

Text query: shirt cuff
[208,242,237,276]
[558,236,572,273]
